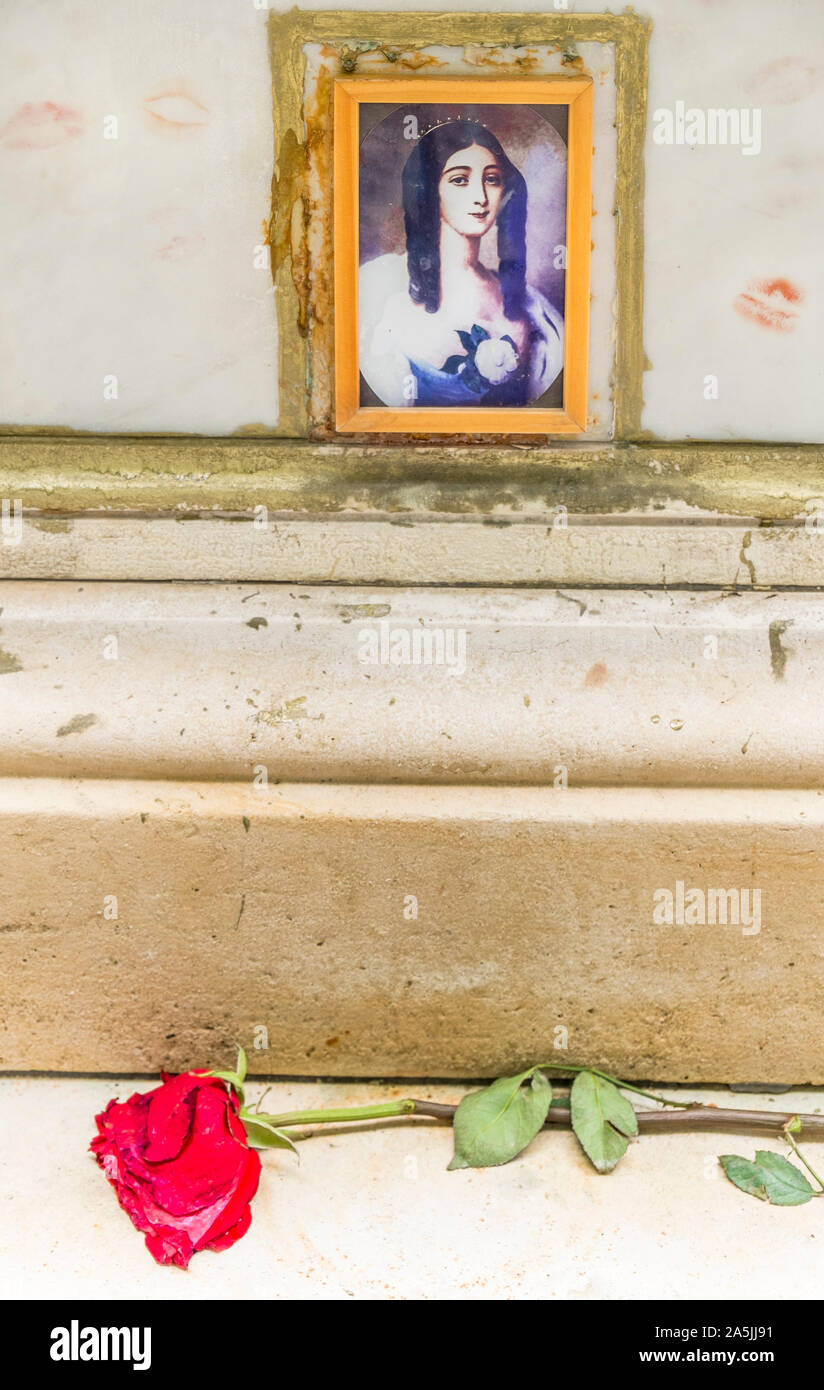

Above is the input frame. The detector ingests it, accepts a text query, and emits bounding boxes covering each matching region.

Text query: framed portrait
[334,77,593,436]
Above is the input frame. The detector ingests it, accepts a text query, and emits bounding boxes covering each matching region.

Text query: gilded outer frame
[269,7,649,442]
[333,75,593,436]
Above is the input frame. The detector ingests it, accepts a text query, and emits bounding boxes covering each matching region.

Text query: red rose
[91,1069,261,1269]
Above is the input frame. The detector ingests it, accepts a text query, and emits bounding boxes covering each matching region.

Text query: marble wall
[0,0,821,439]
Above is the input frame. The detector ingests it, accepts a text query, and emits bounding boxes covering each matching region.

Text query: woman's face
[438,143,504,239]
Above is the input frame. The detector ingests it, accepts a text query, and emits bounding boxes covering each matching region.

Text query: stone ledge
[1,778,822,1080]
[0,582,821,785]
[2,516,824,588]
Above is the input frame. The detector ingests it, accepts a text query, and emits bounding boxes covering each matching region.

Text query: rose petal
[91,1071,260,1269]
[202,1202,252,1254]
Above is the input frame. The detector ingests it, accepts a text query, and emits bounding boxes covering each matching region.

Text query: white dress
[359,253,564,408]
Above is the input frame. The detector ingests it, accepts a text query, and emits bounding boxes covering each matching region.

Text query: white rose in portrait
[473,336,519,385]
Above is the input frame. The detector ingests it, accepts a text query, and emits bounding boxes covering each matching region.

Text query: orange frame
[334,76,593,436]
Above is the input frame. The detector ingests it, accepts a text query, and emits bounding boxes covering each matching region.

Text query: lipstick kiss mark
[155,233,206,261]
[0,101,85,149]
[746,57,818,107]
[734,278,804,332]
[142,82,209,136]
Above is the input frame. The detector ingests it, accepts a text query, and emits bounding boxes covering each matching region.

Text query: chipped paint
[256,696,324,726]
[0,647,22,675]
[338,602,392,624]
[738,530,757,585]
[56,713,98,737]
[768,619,794,680]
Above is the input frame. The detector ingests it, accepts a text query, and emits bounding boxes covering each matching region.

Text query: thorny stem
[246,1096,824,1137]
[409,1100,824,1134]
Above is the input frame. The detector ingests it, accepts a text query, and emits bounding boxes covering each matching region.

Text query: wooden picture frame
[334,76,593,437]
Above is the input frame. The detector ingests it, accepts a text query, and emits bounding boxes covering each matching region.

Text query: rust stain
[395,50,447,70]
[304,62,335,424]
[269,125,309,335]
[462,44,561,73]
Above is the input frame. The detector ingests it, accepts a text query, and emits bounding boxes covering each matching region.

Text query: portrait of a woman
[359,118,564,409]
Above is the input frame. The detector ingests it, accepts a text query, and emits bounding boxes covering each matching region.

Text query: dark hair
[401,119,527,317]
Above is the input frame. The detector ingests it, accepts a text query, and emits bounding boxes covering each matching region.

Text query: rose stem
[410,1100,824,1135]
[252,1099,824,1136]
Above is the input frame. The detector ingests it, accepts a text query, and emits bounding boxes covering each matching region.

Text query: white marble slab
[0,0,277,432]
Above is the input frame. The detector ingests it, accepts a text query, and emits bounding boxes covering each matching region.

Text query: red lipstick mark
[155,233,206,261]
[746,57,818,106]
[0,101,85,149]
[142,82,209,136]
[734,278,805,332]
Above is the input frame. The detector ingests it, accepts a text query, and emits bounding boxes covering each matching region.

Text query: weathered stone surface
[0,582,820,786]
[2,515,823,587]
[1,778,821,1080]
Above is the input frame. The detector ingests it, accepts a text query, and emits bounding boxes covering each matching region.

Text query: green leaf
[242,1116,299,1157]
[785,1115,802,1135]
[470,323,490,345]
[448,1069,552,1170]
[570,1070,638,1173]
[755,1150,814,1205]
[719,1154,769,1201]
[719,1151,814,1205]
[457,330,475,353]
[235,1045,248,1084]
